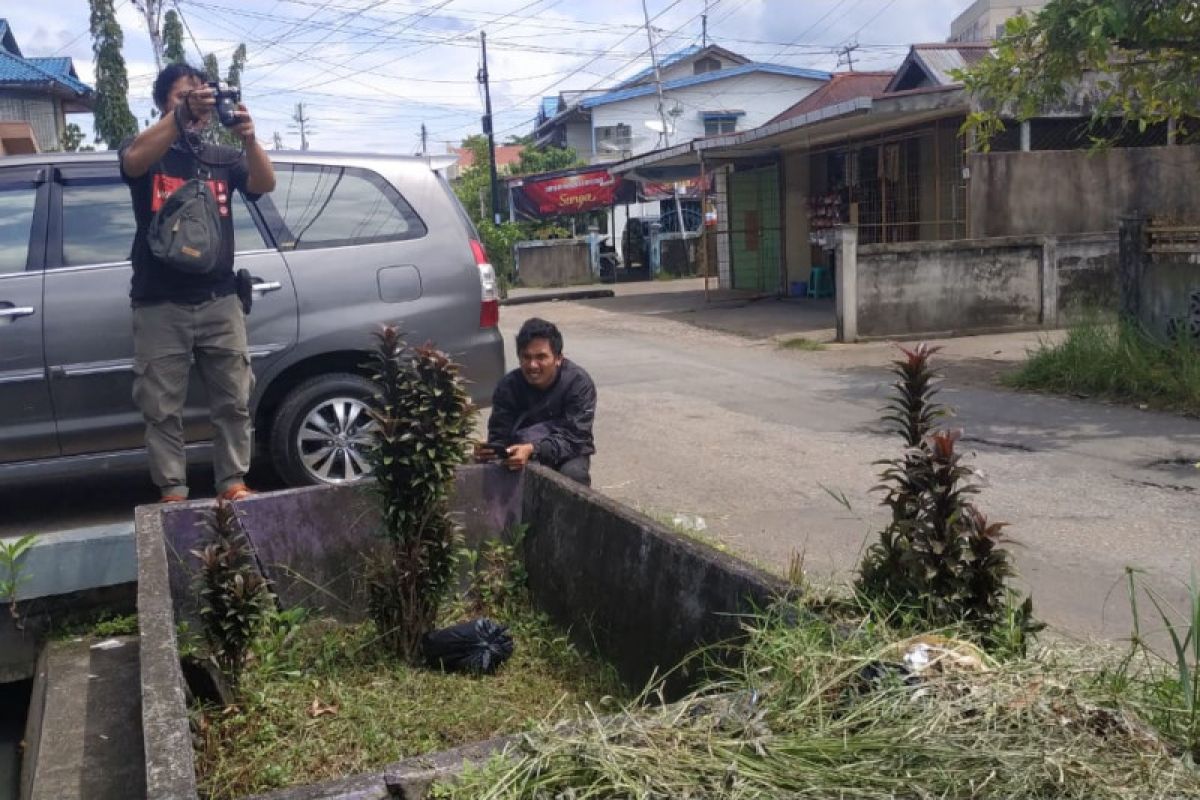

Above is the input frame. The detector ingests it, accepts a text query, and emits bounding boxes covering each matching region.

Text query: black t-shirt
[120,136,259,305]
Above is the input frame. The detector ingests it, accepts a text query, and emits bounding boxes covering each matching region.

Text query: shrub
[192,501,271,688]
[363,325,474,662]
[858,345,1041,650]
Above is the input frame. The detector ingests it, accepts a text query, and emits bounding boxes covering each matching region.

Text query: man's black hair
[152,62,207,111]
[516,317,563,356]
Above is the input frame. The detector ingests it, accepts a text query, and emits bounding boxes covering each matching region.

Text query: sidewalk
[506,277,838,341]
[504,278,1060,387]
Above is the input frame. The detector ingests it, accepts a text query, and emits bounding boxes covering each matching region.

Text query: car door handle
[0,306,35,319]
[252,281,282,294]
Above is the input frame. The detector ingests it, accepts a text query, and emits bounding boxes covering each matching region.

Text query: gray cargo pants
[132,294,254,499]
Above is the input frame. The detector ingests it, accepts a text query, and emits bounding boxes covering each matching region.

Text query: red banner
[511,169,635,219]
[639,175,711,201]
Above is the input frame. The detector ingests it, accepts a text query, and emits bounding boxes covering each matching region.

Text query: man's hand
[183,85,216,125]
[230,103,255,144]
[503,443,535,471]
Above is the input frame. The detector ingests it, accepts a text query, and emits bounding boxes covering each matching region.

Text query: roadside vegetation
[194,606,625,799]
[1007,315,1200,415]
[439,345,1200,799]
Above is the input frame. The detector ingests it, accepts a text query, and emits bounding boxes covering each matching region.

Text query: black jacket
[487,359,596,467]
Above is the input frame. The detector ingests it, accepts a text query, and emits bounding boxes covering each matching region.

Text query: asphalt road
[4,283,1199,642]
[504,289,1200,641]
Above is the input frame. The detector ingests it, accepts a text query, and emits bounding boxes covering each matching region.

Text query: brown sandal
[217,484,255,502]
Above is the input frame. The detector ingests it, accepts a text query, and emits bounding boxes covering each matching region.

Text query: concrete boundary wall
[136,465,788,799]
[836,228,1118,341]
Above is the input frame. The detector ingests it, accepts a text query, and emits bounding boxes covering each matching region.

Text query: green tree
[451,136,583,288]
[162,9,186,64]
[514,144,584,176]
[225,44,247,88]
[59,122,85,152]
[202,52,220,81]
[89,0,138,148]
[959,0,1200,148]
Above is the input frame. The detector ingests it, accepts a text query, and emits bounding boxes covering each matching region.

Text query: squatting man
[119,62,275,503]
[477,318,597,485]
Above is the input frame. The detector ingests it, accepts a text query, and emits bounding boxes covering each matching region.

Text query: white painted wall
[588,72,825,164]
[564,120,594,159]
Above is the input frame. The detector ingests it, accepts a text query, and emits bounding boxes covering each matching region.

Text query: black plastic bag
[423,618,514,675]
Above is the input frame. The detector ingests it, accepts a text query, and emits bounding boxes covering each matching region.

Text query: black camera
[206,81,242,128]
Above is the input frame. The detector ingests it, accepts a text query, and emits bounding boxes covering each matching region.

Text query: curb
[501,289,615,306]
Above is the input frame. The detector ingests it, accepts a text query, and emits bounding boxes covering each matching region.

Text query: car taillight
[471,239,499,328]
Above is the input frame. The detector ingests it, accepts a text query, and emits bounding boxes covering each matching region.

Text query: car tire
[269,373,379,486]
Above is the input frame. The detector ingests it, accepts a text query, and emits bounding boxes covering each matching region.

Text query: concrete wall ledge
[136,464,789,799]
[858,231,1120,258]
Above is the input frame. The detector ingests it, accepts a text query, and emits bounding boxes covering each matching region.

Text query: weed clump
[362,325,475,662]
[858,344,1041,651]
[192,501,272,689]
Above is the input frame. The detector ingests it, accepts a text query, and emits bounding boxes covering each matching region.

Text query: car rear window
[265,165,427,250]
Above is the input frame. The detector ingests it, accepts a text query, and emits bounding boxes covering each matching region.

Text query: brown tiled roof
[454,144,525,170]
[769,71,893,124]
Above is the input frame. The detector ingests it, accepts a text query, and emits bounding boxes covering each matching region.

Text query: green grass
[445,597,1200,799]
[193,608,626,799]
[1007,315,1200,415]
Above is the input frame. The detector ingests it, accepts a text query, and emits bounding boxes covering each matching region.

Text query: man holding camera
[478,318,597,486]
[120,63,275,503]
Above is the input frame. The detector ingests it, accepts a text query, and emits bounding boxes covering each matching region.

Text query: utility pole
[291,102,312,151]
[272,130,283,150]
[641,0,687,242]
[420,123,428,156]
[838,41,859,71]
[702,0,708,47]
[478,32,501,225]
[641,0,672,149]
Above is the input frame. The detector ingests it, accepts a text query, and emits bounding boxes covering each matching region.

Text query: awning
[607,87,968,175]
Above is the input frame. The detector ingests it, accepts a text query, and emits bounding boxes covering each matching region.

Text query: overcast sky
[6,0,966,152]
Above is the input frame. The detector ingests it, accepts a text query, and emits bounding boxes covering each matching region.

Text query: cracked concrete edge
[135,503,199,800]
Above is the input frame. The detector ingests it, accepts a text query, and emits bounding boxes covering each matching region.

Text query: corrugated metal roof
[580,63,830,109]
[0,50,92,96]
[913,45,989,85]
[770,71,893,124]
[619,44,702,88]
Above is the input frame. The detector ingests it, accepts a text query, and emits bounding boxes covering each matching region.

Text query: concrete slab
[21,636,145,800]
[4,523,135,602]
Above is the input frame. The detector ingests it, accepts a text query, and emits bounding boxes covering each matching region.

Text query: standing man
[479,318,597,485]
[120,63,275,502]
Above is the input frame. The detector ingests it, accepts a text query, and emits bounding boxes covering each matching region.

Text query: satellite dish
[667,101,684,118]
[644,119,675,135]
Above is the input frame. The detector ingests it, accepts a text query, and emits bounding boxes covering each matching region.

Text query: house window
[595,124,632,153]
[704,117,738,136]
[693,56,721,75]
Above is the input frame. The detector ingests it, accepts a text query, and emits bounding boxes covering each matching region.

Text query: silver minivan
[0,151,504,487]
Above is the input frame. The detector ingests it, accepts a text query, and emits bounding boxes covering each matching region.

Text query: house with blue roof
[0,19,94,154]
[534,44,829,164]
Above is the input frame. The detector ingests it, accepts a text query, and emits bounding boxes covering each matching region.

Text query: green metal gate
[728,166,781,293]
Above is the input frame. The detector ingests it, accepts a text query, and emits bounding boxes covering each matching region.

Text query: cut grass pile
[193,610,626,799]
[446,601,1200,799]
[1007,315,1200,415]
[777,336,826,351]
